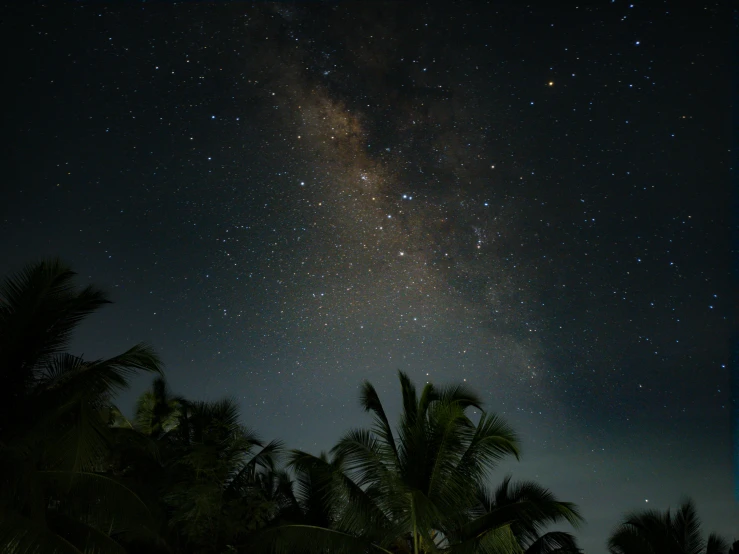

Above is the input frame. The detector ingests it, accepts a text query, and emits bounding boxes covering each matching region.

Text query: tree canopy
[0,260,730,554]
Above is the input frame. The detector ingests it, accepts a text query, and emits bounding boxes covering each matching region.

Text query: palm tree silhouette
[608,499,729,554]
[257,371,581,554]
[0,259,163,553]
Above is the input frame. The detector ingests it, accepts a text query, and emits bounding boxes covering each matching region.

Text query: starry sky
[2,1,737,550]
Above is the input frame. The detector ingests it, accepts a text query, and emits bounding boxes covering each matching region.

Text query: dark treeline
[0,260,734,554]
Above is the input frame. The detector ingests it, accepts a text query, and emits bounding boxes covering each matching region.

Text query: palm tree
[133,376,183,437]
[161,397,282,553]
[282,451,345,529]
[256,371,581,554]
[0,259,163,553]
[608,499,729,554]
[102,377,286,553]
[239,451,358,553]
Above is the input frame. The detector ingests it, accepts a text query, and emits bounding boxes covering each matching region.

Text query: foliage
[0,259,162,553]
[1,260,726,554]
[162,397,283,552]
[255,371,582,554]
[133,376,183,438]
[608,499,729,554]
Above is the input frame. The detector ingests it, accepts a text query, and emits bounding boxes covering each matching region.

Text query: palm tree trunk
[411,494,419,554]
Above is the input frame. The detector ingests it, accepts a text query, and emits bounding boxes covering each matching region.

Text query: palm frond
[500,480,583,528]
[398,371,420,426]
[133,377,182,437]
[673,499,705,554]
[38,471,152,531]
[245,439,283,470]
[525,531,581,554]
[250,524,394,554]
[458,483,582,546]
[225,440,283,498]
[608,500,728,554]
[100,404,133,429]
[448,522,522,554]
[360,381,400,465]
[64,344,163,399]
[0,260,111,438]
[417,381,439,422]
[608,522,654,554]
[425,402,474,509]
[706,534,729,554]
[408,489,446,540]
[46,513,127,554]
[288,450,337,520]
[434,383,484,411]
[456,413,520,483]
[20,346,161,472]
[39,353,86,385]
[0,508,83,554]
[183,397,247,445]
[290,449,392,534]
[332,428,393,489]
[47,400,112,472]
[0,260,110,381]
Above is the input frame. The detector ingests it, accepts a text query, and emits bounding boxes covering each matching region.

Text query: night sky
[3,1,737,550]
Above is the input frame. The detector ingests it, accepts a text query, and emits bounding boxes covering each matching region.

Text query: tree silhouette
[608,499,729,554]
[256,371,581,554]
[0,259,162,553]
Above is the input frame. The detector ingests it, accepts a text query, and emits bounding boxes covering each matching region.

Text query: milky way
[205,9,561,415]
